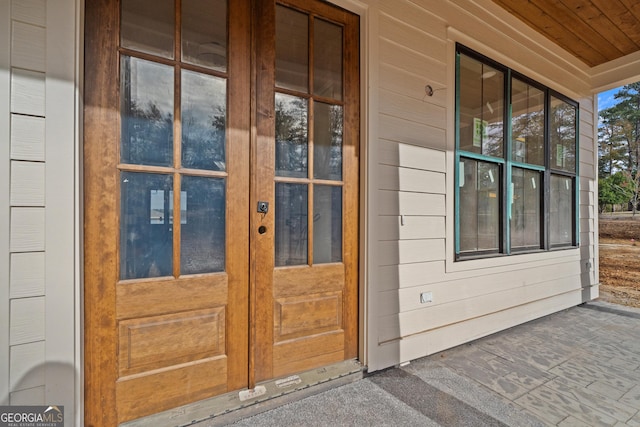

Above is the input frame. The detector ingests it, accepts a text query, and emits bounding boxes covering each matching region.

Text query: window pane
[459,159,501,253]
[550,175,573,246]
[313,185,342,263]
[121,172,173,279]
[458,53,504,157]
[275,93,308,178]
[275,183,308,266]
[511,168,541,249]
[550,96,577,172]
[511,78,544,166]
[181,176,225,274]
[276,5,308,93]
[314,102,342,180]
[121,56,174,166]
[181,70,226,171]
[314,18,343,100]
[121,0,174,58]
[182,0,227,71]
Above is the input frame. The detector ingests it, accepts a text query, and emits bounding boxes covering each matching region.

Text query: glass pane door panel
[275,5,308,93]
[121,0,174,58]
[275,183,308,266]
[511,78,544,166]
[181,70,227,171]
[180,176,226,274]
[314,102,342,180]
[121,56,174,166]
[275,93,308,178]
[313,185,342,263]
[182,0,227,71]
[121,172,173,279]
[314,18,342,100]
[511,168,541,249]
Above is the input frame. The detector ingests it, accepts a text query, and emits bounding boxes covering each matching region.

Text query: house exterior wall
[0,0,80,424]
[3,0,639,423]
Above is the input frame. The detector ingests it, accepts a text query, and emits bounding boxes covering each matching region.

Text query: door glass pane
[314,102,342,180]
[182,70,226,171]
[276,5,308,93]
[313,185,342,263]
[121,56,174,166]
[181,176,225,274]
[121,172,173,279]
[459,158,501,253]
[550,96,577,173]
[314,18,342,100]
[275,183,308,266]
[458,53,504,157]
[182,0,227,71]
[511,168,541,249]
[550,175,573,246]
[511,78,544,166]
[275,93,308,178]
[121,0,174,59]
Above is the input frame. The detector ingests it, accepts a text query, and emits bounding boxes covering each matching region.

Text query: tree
[598,172,633,213]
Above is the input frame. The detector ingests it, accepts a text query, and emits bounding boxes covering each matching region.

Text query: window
[455,45,578,259]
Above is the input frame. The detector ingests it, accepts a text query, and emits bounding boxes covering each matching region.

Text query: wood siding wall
[1,0,78,420]
[361,0,599,371]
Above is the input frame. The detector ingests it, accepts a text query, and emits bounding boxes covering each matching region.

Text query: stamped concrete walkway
[196,301,640,426]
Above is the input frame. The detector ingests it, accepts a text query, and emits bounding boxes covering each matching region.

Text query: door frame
[83,0,366,425]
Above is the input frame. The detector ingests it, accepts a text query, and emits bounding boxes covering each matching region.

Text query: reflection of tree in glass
[551,101,576,170]
[122,100,173,166]
[276,95,308,177]
[182,105,226,171]
[512,110,544,164]
[314,104,343,180]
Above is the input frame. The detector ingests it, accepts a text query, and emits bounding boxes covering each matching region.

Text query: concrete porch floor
[192,301,640,426]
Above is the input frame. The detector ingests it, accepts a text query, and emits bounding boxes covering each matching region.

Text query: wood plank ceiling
[491,0,640,67]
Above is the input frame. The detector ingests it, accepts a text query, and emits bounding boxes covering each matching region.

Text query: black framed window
[455,44,578,260]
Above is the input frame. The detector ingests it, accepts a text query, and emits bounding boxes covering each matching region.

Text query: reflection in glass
[313,185,342,264]
[121,56,174,166]
[459,158,501,253]
[550,175,573,246]
[458,53,504,157]
[181,176,225,274]
[182,70,226,171]
[276,5,308,93]
[314,103,343,180]
[121,0,174,58]
[275,183,308,266]
[182,0,227,70]
[550,96,577,173]
[275,93,308,178]
[314,18,343,100]
[511,168,541,249]
[511,78,544,165]
[121,172,173,279]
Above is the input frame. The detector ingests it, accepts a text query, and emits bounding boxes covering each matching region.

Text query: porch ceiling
[491,0,640,68]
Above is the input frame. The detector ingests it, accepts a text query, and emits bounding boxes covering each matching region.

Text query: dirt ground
[598,216,640,308]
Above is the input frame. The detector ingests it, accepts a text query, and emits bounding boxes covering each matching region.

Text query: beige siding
[364,0,600,371]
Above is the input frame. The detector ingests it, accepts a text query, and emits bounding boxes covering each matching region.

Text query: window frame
[455,44,579,261]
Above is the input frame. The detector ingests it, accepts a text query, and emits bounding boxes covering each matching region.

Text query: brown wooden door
[84,0,358,425]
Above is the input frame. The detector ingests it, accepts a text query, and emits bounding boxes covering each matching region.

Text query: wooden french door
[84,0,358,425]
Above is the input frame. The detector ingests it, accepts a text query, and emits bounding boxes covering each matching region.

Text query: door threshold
[121,359,363,427]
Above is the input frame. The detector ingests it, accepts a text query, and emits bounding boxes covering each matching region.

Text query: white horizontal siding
[378,216,445,241]
[11,21,45,72]
[379,141,446,172]
[10,386,45,405]
[9,207,45,252]
[10,68,45,116]
[10,161,45,206]
[11,114,45,161]
[9,297,45,346]
[9,341,45,391]
[11,0,46,27]
[10,252,45,298]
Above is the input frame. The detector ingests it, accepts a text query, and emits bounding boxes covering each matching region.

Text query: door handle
[257,201,269,214]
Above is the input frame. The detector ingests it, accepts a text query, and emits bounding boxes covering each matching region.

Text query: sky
[598,87,621,111]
